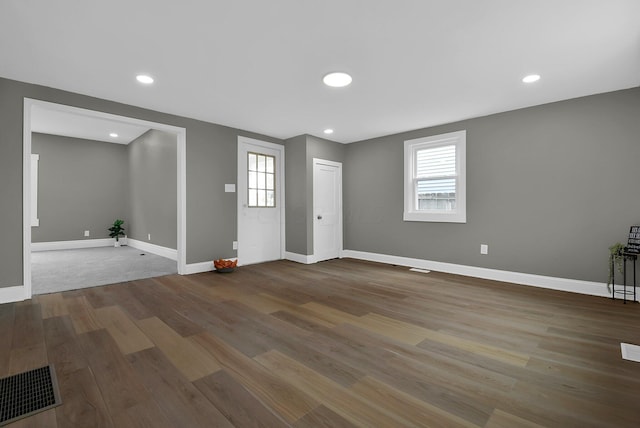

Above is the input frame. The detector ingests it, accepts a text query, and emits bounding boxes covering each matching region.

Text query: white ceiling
[2,1,639,144]
[31,105,151,144]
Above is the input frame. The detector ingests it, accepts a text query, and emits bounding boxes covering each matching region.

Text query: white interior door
[313,159,342,262]
[237,137,284,265]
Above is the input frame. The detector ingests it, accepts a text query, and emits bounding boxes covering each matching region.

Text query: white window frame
[403,130,466,223]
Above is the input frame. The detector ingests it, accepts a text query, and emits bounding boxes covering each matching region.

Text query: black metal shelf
[611,251,637,304]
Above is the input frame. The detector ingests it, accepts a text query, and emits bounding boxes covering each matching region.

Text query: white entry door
[237,137,284,265]
[313,159,343,262]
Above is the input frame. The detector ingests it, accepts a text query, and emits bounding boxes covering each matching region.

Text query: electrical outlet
[480,244,488,255]
[232,241,238,250]
[84,230,90,237]
[148,233,151,241]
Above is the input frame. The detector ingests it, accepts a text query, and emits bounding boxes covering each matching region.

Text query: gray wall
[284,134,345,256]
[31,133,128,242]
[127,129,177,249]
[344,87,640,283]
[284,135,307,255]
[0,76,281,289]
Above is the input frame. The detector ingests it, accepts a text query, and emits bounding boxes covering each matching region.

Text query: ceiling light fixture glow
[522,74,540,83]
[323,129,334,135]
[323,72,352,88]
[136,74,154,84]
[109,132,118,138]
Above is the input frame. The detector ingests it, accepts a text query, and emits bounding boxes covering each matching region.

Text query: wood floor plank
[350,312,531,366]
[254,349,414,427]
[299,301,361,326]
[95,305,154,355]
[65,296,102,334]
[293,405,357,428]
[101,282,155,320]
[484,409,546,428]
[194,369,287,428]
[41,314,114,427]
[38,293,69,319]
[350,375,480,428]
[43,315,88,372]
[136,316,220,381]
[76,329,152,415]
[11,303,44,349]
[240,292,300,314]
[76,329,175,428]
[127,347,231,427]
[126,278,205,337]
[54,367,114,428]
[498,379,639,428]
[8,343,48,376]
[191,331,319,423]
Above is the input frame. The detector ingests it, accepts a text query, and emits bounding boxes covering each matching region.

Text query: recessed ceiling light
[522,74,540,83]
[323,72,352,88]
[109,132,118,138]
[136,74,154,84]
[323,129,334,135]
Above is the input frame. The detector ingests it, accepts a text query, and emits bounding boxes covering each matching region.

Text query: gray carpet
[31,246,178,294]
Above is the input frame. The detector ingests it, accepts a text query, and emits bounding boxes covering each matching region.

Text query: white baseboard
[127,239,177,261]
[341,249,633,301]
[184,261,214,275]
[285,252,314,264]
[31,238,114,252]
[0,285,28,303]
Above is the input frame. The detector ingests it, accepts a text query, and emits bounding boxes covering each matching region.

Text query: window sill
[403,211,466,223]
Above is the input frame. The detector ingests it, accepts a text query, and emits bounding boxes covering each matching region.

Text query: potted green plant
[108,219,126,247]
[608,242,625,290]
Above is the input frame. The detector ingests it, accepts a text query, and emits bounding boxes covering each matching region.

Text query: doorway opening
[23,99,187,297]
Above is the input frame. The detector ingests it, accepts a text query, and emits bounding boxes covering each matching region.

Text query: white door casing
[19,98,186,304]
[237,137,285,266]
[313,158,343,262]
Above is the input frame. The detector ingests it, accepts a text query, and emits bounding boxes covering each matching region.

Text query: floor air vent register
[0,365,62,426]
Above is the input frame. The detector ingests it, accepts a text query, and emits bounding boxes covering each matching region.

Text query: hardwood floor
[2,258,640,427]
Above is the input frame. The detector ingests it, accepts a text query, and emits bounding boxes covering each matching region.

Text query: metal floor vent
[0,365,62,426]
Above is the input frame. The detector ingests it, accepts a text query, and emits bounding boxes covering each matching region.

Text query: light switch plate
[225,184,236,193]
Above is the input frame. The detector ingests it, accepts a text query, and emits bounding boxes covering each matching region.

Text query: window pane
[416,145,456,177]
[417,178,456,211]
[247,152,276,208]
[249,171,257,189]
[249,189,257,206]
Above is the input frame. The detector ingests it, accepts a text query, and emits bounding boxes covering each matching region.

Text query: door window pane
[248,152,276,207]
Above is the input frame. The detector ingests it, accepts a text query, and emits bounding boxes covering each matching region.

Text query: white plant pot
[114,240,121,248]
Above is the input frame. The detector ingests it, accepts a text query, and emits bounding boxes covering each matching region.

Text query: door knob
[317,215,322,220]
